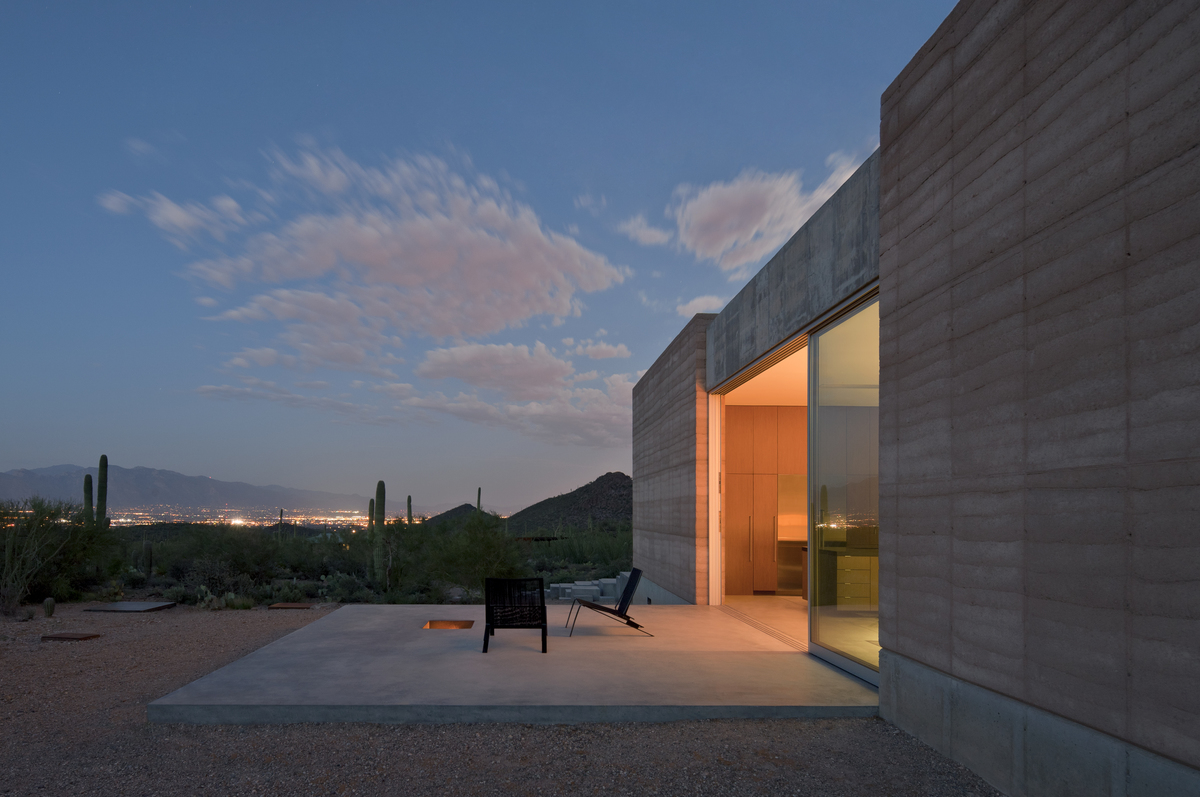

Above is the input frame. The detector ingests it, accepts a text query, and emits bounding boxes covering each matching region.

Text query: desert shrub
[1,499,87,613]
[319,572,376,603]
[184,557,235,593]
[163,585,191,604]
[269,581,305,603]
[3,498,121,608]
[431,511,528,598]
[224,592,255,610]
[122,567,147,589]
[528,524,632,585]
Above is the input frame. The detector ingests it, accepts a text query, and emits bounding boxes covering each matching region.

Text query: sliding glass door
[810,300,880,671]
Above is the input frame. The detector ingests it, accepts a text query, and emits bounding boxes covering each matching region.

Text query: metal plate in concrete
[84,601,176,612]
[149,604,878,725]
[42,632,101,641]
[424,620,474,629]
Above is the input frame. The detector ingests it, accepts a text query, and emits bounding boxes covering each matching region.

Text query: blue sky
[1,1,955,511]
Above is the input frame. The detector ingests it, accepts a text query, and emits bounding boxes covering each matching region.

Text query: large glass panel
[810,300,879,670]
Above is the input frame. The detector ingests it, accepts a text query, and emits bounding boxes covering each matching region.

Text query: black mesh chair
[565,567,652,637]
[483,577,547,653]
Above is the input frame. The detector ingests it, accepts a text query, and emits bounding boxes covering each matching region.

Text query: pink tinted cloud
[104,147,628,375]
[675,295,726,316]
[170,148,629,371]
[416,342,573,401]
[616,213,672,245]
[668,151,861,278]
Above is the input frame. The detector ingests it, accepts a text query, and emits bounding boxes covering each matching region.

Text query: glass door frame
[807,286,881,686]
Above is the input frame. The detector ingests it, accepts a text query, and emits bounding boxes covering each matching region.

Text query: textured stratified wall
[706,152,879,389]
[632,314,716,604]
[879,0,1200,782]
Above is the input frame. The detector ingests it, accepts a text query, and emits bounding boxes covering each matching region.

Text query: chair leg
[565,599,578,628]
[569,606,582,637]
[482,623,491,653]
[541,624,547,653]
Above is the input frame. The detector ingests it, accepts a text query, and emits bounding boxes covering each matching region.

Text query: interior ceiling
[723,346,807,406]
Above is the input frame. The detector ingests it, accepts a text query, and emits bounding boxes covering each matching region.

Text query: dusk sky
[2,2,955,511]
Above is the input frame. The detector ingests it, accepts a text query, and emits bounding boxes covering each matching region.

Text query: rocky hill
[421,503,479,527]
[506,471,631,534]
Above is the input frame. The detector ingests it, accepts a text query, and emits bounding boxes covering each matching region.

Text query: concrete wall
[878,0,1200,790]
[706,151,880,389]
[632,314,716,604]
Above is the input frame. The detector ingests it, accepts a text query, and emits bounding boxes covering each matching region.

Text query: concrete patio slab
[149,604,877,724]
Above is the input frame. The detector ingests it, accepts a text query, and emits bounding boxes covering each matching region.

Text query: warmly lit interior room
[716,298,880,674]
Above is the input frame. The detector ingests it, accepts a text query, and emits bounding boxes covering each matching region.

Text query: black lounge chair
[483,577,547,653]
[565,568,652,637]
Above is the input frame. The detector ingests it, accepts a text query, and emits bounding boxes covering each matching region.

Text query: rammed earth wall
[878,0,1200,791]
[632,314,716,604]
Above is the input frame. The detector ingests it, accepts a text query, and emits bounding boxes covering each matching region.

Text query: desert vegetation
[2,503,631,612]
[1,459,632,613]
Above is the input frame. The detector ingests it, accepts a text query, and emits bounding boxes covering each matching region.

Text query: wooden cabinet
[752,473,777,591]
[722,405,805,595]
[724,473,753,595]
[777,406,807,474]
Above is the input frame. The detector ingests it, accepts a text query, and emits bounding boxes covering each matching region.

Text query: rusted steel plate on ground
[268,603,316,609]
[85,601,176,613]
[42,632,102,641]
[423,620,475,629]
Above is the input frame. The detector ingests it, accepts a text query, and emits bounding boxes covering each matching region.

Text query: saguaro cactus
[375,482,386,531]
[83,474,95,527]
[143,540,153,577]
[407,495,413,525]
[476,487,481,512]
[96,454,109,529]
[373,481,386,589]
[366,498,376,582]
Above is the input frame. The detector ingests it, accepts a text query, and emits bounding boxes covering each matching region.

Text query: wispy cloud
[667,151,862,279]
[676,295,726,316]
[405,341,633,446]
[404,372,633,447]
[574,192,606,217]
[124,138,162,161]
[416,342,573,401]
[617,213,672,246]
[197,378,395,425]
[571,340,630,359]
[97,189,251,246]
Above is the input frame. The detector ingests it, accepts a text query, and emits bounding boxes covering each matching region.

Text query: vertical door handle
[774,516,778,562]
[749,516,753,562]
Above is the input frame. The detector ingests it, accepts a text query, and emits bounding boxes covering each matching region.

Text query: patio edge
[147,703,879,725]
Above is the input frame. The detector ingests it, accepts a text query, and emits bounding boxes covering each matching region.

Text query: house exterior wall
[706,152,880,390]
[632,314,716,604]
[878,0,1200,792]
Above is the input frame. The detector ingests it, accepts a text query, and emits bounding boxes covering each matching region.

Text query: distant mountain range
[0,465,633,527]
[0,465,367,511]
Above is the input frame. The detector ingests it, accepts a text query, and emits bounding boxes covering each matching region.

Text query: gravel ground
[1,601,1001,796]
